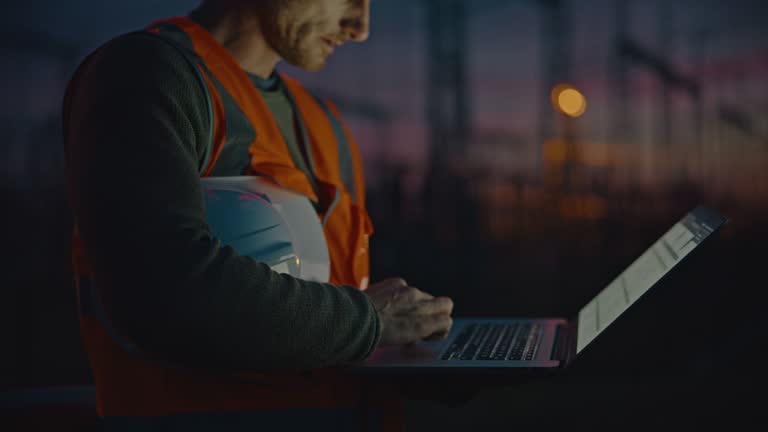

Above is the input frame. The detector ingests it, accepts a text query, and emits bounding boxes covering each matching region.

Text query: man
[63,0,453,430]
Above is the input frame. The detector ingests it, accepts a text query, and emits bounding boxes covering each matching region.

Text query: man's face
[260,0,370,71]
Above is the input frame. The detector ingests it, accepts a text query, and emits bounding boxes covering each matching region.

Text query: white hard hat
[200,176,330,282]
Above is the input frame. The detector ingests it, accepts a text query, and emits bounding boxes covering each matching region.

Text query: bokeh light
[551,84,587,117]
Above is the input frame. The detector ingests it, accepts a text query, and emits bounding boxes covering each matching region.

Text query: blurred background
[1,0,766,428]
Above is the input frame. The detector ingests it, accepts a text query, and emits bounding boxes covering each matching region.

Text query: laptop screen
[576,207,726,354]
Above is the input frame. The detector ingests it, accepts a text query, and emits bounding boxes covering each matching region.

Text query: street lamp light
[551,83,587,118]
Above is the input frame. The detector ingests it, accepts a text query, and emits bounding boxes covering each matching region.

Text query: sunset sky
[2,0,766,197]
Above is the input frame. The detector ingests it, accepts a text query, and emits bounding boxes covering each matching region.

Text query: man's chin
[283,52,329,72]
[297,58,328,72]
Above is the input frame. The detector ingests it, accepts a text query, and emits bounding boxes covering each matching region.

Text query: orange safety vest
[67,16,400,429]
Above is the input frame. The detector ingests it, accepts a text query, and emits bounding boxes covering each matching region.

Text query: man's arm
[64,33,380,371]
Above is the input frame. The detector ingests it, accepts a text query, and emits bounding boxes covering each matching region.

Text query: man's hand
[366,278,453,346]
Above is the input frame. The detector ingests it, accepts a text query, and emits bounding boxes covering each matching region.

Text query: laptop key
[441,324,476,360]
[442,322,543,361]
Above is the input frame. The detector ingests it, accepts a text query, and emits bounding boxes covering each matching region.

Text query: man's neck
[189,4,280,79]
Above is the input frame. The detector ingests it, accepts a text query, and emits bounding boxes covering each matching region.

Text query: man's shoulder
[67,28,207,113]
[83,30,194,74]
[65,28,211,143]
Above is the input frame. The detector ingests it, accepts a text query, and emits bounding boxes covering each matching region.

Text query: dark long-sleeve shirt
[63,32,380,371]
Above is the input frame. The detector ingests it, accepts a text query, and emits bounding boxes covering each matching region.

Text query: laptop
[353,206,727,373]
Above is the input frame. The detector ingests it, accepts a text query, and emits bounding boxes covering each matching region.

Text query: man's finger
[396,287,433,304]
[393,278,408,288]
[409,297,453,316]
[418,314,453,339]
[423,330,451,342]
[375,277,407,290]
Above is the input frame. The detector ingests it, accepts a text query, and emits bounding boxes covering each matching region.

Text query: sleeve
[63,33,380,371]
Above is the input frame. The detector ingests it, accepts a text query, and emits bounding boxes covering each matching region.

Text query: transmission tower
[424,0,471,169]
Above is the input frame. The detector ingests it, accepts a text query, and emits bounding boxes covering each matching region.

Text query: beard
[259,0,333,71]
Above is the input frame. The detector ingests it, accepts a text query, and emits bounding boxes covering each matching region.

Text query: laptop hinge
[552,322,577,366]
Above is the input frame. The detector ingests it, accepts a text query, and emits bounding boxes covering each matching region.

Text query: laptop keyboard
[440,323,543,361]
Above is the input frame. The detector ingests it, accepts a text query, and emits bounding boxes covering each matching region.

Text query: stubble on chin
[282,23,330,70]
[262,1,333,71]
